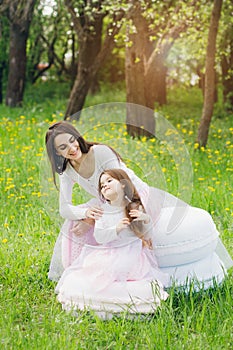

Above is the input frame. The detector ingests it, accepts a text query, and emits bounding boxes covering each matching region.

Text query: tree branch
[64,0,83,35]
[92,9,125,77]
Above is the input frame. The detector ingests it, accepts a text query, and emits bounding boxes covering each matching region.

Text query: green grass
[0,82,232,349]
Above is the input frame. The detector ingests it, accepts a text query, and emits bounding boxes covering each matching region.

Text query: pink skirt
[56,238,168,315]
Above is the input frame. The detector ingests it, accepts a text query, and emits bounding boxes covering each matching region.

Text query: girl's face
[54,133,82,161]
[100,173,125,203]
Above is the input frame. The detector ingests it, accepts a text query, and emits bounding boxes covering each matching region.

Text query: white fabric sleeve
[58,173,98,220]
[94,144,121,171]
[94,220,118,244]
[95,145,147,192]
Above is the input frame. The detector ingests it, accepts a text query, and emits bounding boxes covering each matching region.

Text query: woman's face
[100,173,125,202]
[54,133,82,161]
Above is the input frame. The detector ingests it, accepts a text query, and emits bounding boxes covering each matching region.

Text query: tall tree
[64,0,124,119]
[0,13,9,104]
[197,0,223,147]
[125,0,200,137]
[0,0,37,107]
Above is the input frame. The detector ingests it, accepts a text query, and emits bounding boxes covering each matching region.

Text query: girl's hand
[129,205,150,224]
[85,206,103,220]
[116,218,130,233]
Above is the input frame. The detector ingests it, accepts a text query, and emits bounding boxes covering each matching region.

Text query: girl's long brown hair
[98,169,146,238]
[45,121,121,187]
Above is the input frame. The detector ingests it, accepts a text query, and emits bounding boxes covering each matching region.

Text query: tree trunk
[64,1,124,120]
[125,0,190,138]
[196,0,222,147]
[4,0,36,107]
[0,14,9,104]
[152,55,167,105]
[5,23,28,106]
[221,49,233,108]
[125,48,155,137]
[65,22,102,119]
[125,12,155,137]
[0,64,3,104]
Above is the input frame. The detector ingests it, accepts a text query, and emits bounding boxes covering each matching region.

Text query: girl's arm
[129,207,150,224]
[94,221,118,244]
[94,218,130,244]
[129,207,154,240]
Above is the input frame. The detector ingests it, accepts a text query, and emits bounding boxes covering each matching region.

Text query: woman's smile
[55,133,82,161]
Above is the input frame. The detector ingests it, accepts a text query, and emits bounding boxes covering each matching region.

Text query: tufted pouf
[152,206,219,267]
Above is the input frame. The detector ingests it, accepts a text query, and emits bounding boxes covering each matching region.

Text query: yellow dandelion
[2,239,8,244]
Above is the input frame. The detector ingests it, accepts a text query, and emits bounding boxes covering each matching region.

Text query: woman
[56,169,168,318]
[45,121,232,289]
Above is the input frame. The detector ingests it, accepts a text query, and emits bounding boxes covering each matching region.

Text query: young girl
[55,169,168,318]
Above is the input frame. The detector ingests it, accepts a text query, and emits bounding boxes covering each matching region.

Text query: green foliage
[0,79,232,349]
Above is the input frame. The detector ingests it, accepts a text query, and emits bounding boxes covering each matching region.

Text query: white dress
[49,144,233,290]
[55,203,169,316]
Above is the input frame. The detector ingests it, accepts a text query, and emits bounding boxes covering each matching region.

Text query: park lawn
[0,83,232,349]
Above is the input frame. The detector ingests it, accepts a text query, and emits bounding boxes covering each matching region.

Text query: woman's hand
[85,206,103,220]
[71,218,95,236]
[116,218,130,233]
[129,205,150,224]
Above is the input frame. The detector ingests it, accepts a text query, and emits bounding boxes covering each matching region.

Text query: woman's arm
[59,173,99,220]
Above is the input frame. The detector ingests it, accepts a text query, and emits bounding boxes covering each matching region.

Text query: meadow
[0,82,232,349]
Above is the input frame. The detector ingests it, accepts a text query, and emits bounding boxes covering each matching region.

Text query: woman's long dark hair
[45,121,121,187]
[98,169,146,237]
